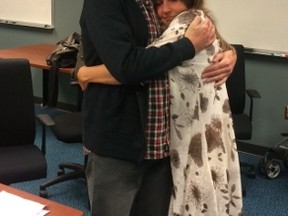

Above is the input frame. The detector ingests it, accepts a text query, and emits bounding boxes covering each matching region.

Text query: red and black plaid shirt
[135,0,170,160]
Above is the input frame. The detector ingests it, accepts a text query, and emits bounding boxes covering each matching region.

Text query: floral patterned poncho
[150,9,243,216]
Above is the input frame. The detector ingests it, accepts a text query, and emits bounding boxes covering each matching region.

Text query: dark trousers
[86,153,173,216]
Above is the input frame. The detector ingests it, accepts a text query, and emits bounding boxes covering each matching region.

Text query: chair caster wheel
[39,189,48,198]
[265,160,281,179]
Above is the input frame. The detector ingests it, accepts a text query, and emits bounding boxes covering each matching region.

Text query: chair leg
[241,162,256,178]
[39,163,85,198]
[240,161,256,197]
[58,162,84,175]
[242,187,246,197]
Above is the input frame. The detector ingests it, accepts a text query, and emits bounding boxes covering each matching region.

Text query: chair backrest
[0,58,35,146]
[226,44,246,115]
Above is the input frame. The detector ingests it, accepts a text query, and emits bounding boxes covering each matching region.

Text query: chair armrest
[246,89,261,121]
[36,114,55,127]
[246,89,261,99]
[35,114,56,155]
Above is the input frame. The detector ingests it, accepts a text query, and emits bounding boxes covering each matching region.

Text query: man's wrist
[176,37,196,60]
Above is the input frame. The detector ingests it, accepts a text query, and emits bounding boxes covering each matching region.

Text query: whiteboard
[206,0,288,53]
[0,0,53,29]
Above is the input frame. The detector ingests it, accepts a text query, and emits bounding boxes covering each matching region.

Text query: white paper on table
[0,190,49,216]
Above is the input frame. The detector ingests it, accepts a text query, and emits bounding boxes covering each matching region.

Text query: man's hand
[202,49,237,87]
[77,65,120,90]
[184,16,216,53]
[77,66,89,91]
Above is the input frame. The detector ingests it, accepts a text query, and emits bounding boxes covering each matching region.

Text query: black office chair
[38,45,85,198]
[0,58,47,184]
[39,40,86,198]
[226,44,261,195]
[38,87,85,198]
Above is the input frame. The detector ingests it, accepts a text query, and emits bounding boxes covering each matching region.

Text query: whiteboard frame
[0,0,54,29]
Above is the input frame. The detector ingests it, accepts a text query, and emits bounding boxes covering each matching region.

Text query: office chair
[0,58,47,184]
[39,41,86,198]
[38,89,85,198]
[226,44,261,195]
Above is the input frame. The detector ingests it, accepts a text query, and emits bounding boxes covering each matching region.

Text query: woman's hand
[202,49,237,87]
[185,17,216,53]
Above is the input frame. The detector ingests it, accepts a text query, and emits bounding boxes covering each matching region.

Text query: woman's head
[181,0,204,9]
[153,0,205,26]
[153,0,232,51]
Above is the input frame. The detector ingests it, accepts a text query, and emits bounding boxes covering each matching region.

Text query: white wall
[206,0,288,53]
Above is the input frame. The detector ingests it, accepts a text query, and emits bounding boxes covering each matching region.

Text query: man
[79,0,236,215]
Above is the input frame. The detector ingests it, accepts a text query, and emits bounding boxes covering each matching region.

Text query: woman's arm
[78,10,236,90]
[77,64,120,90]
[201,11,237,87]
[77,48,236,90]
[77,50,236,91]
[202,49,236,87]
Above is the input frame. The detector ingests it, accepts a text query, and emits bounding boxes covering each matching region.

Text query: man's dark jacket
[80,0,195,162]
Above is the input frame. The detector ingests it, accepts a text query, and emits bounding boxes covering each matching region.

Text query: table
[0,183,84,216]
[0,44,72,106]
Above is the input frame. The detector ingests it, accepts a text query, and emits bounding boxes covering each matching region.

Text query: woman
[77,0,242,215]
[151,0,243,215]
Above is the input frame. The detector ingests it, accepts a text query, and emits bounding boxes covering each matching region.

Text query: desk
[0,44,72,106]
[0,183,84,216]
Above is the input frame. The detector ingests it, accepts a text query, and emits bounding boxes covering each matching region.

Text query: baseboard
[237,141,269,157]
[237,140,286,162]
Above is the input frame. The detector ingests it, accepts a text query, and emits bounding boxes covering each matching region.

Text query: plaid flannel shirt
[135,0,170,159]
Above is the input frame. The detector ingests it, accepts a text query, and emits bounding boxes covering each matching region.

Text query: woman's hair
[183,0,232,51]
[153,0,233,51]
[182,0,204,10]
